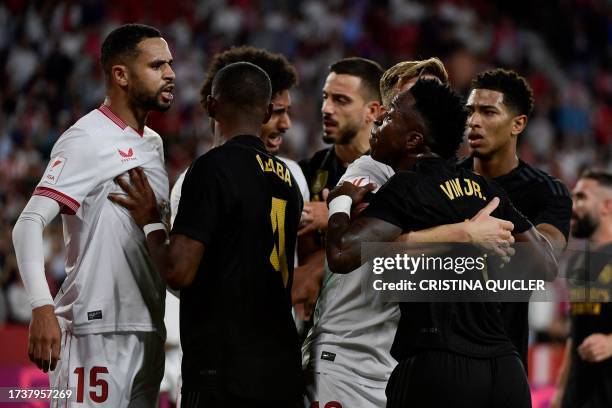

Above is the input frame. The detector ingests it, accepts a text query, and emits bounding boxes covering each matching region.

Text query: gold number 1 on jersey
[270,197,288,286]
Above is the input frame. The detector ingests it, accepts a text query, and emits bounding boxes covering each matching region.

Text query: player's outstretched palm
[108,167,161,228]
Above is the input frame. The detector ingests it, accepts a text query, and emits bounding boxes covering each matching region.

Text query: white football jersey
[302,155,399,386]
[280,156,310,202]
[34,105,168,336]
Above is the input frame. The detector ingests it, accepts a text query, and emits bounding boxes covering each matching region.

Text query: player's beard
[572,213,598,238]
[323,122,360,145]
[132,84,172,112]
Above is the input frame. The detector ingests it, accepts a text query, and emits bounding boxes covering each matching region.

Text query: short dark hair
[581,169,612,189]
[471,69,534,117]
[407,79,467,160]
[211,62,272,117]
[330,57,384,102]
[100,24,161,77]
[200,46,297,106]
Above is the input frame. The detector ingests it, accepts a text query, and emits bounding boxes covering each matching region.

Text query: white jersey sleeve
[339,155,394,193]
[33,127,98,215]
[170,169,187,227]
[280,157,310,201]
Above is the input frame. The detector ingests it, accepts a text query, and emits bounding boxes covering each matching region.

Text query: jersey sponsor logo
[118,147,137,163]
[255,154,292,186]
[87,310,103,320]
[42,156,66,185]
[440,177,486,201]
[570,302,602,315]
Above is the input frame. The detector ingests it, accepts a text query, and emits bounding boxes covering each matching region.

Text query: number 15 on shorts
[73,366,108,403]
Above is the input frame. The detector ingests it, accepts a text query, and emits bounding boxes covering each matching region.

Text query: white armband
[12,195,61,309]
[143,223,167,238]
[328,195,353,219]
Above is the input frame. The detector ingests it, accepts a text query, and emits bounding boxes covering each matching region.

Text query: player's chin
[154,99,173,112]
[322,133,336,144]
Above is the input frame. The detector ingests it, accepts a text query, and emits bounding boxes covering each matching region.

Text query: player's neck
[334,130,370,166]
[473,149,519,179]
[215,120,261,141]
[394,151,437,171]
[590,222,612,246]
[103,96,148,132]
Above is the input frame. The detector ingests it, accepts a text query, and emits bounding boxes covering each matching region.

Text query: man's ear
[111,64,129,87]
[404,131,424,152]
[205,95,217,119]
[511,114,528,136]
[365,101,382,124]
[263,102,273,124]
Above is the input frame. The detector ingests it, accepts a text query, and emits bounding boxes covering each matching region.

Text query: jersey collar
[98,104,144,137]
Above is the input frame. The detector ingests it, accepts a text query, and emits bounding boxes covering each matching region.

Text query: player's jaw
[322,114,339,143]
[132,81,175,112]
[571,212,597,238]
[263,132,283,155]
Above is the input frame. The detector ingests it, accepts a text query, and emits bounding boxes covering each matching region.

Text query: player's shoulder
[515,160,570,197]
[52,110,103,151]
[143,126,163,144]
[280,157,303,176]
[342,155,394,186]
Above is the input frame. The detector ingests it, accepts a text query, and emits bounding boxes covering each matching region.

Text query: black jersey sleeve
[171,152,234,245]
[530,179,572,240]
[488,181,533,234]
[360,172,421,230]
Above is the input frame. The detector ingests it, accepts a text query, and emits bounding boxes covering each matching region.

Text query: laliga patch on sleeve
[42,156,66,185]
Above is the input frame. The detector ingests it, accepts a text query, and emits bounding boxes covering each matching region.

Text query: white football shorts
[49,329,164,407]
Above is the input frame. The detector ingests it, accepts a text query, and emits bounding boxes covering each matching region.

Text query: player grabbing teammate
[462,69,572,371]
[110,62,304,408]
[325,79,558,407]
[303,58,516,408]
[12,24,175,406]
[553,170,612,408]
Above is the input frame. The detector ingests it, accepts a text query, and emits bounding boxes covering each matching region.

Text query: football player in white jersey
[302,58,516,408]
[12,24,175,407]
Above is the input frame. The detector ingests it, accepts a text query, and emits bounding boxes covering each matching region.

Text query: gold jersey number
[270,197,289,286]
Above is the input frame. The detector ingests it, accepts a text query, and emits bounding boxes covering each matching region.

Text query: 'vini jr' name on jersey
[256,154,292,186]
[440,177,486,201]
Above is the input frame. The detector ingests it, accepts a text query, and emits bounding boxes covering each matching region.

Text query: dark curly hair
[200,46,297,107]
[471,69,534,117]
[406,79,467,160]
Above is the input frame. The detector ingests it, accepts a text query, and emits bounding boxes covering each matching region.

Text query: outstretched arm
[109,168,204,289]
[325,182,403,273]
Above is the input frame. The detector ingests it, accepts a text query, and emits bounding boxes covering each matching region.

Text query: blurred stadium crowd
[0,0,610,347]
